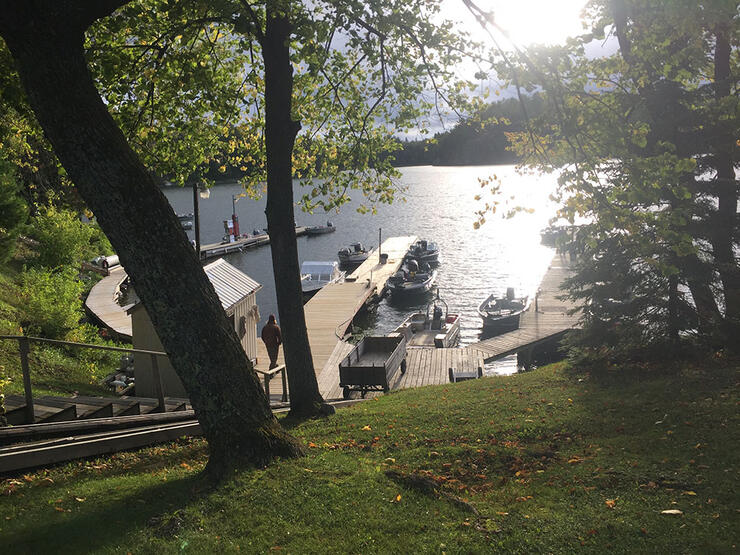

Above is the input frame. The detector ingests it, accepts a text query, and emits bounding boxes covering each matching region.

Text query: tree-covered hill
[392,95,545,167]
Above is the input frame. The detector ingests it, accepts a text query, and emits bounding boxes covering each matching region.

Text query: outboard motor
[407,259,419,273]
[506,287,516,300]
[431,305,443,330]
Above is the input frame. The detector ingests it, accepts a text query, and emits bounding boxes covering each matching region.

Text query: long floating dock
[254,236,418,380]
[199,226,308,260]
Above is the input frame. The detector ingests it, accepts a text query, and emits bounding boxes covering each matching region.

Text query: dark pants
[266,344,280,369]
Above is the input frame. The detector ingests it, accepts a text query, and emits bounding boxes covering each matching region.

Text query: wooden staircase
[3,394,190,426]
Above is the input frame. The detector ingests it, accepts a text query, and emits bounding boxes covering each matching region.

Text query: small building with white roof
[128,258,262,398]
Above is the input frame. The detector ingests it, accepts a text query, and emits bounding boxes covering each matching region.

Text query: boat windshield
[301,262,337,282]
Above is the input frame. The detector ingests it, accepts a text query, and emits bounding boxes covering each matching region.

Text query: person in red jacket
[260,314,282,369]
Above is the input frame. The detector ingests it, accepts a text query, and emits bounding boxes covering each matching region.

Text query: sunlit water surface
[163,165,559,374]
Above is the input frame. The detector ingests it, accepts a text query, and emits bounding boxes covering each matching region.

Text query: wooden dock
[199,226,308,260]
[254,236,418,388]
[464,253,579,362]
[84,246,579,405]
[84,266,132,340]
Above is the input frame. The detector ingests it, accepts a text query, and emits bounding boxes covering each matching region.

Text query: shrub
[19,266,84,338]
[0,162,29,263]
[28,205,110,269]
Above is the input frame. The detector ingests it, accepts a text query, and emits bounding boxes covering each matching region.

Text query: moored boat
[338,242,370,266]
[406,239,440,263]
[478,287,529,334]
[306,221,336,235]
[387,259,437,298]
[300,261,345,298]
[390,291,460,348]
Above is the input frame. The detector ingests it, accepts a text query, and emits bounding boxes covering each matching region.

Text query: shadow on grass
[6,473,202,554]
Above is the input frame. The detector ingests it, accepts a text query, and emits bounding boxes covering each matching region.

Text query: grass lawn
[1,359,737,553]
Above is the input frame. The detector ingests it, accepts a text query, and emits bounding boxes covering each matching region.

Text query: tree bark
[261,9,327,418]
[710,26,740,340]
[0,2,302,479]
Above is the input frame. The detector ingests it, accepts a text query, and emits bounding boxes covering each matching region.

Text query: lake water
[162,165,559,374]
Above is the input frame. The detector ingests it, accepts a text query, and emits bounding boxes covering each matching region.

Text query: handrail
[0,335,169,424]
[0,335,166,357]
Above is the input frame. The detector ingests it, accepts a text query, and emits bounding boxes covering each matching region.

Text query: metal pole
[150,354,166,412]
[378,228,382,260]
[193,183,201,257]
[19,337,34,424]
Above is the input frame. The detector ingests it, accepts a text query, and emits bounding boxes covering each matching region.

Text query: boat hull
[479,312,522,334]
[306,226,336,236]
[388,270,437,298]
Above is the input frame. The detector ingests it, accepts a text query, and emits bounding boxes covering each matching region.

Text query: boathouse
[128,258,262,398]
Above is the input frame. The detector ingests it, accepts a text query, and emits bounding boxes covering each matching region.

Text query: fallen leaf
[661,509,683,515]
[361,425,372,431]
[682,491,697,496]
[605,499,616,509]
[307,442,318,448]
[74,497,86,503]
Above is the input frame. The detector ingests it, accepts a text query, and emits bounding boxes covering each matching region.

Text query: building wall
[132,293,258,398]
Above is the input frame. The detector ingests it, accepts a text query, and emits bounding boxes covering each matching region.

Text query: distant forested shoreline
[390,95,544,167]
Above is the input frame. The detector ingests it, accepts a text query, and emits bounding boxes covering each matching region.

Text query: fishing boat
[305,221,336,235]
[177,212,193,230]
[406,239,440,263]
[338,242,370,266]
[387,259,437,298]
[300,261,345,297]
[390,291,460,348]
[478,287,530,333]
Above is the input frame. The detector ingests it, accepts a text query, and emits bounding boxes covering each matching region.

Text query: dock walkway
[464,254,579,362]
[84,266,132,341]
[254,236,417,391]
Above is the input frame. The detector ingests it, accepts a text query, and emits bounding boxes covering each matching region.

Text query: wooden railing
[253,364,288,403]
[0,335,170,424]
[0,335,289,425]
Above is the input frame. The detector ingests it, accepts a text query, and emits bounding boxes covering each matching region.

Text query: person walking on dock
[261,314,282,369]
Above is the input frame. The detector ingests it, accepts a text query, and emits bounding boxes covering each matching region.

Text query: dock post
[150,354,166,412]
[378,228,382,261]
[280,367,288,402]
[193,183,201,256]
[19,336,34,424]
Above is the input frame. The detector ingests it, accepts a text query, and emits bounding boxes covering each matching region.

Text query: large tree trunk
[262,10,327,418]
[710,26,740,340]
[0,2,302,479]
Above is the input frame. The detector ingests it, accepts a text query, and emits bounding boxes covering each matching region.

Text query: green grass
[2,359,737,553]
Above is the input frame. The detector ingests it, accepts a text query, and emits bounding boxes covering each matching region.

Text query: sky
[443,0,590,48]
[403,0,615,138]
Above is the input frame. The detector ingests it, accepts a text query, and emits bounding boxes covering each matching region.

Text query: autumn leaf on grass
[682,491,697,496]
[660,509,683,515]
[361,425,372,431]
[307,442,318,448]
[605,499,616,509]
